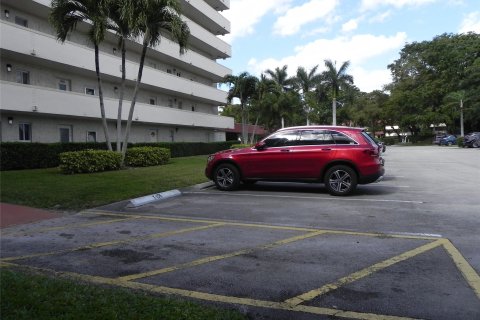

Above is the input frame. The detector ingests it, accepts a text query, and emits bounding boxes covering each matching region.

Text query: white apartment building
[0,0,233,144]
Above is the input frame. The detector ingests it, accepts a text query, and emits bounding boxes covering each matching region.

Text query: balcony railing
[0,21,229,104]
[0,81,234,130]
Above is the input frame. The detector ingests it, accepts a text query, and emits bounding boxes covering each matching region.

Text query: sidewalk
[0,203,60,228]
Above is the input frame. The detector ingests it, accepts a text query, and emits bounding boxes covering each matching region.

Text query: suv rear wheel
[324,165,357,196]
[214,163,240,191]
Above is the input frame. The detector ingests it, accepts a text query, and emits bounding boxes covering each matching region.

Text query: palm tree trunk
[95,44,112,151]
[121,39,148,164]
[250,115,259,144]
[116,38,126,152]
[241,104,247,144]
[332,97,337,126]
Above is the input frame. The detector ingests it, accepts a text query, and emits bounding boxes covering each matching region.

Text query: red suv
[205,126,385,196]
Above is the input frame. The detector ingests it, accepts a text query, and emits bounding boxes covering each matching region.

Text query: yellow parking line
[442,239,480,300]
[1,223,224,262]
[2,217,140,236]
[86,210,440,240]
[284,239,445,306]
[118,230,326,281]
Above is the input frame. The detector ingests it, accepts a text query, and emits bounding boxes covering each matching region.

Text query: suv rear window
[361,131,378,147]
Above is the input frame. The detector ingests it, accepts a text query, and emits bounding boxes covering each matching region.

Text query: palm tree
[224,72,258,143]
[321,60,354,125]
[295,65,321,125]
[120,0,190,162]
[50,0,112,150]
[265,65,295,127]
[249,74,277,143]
[107,0,139,152]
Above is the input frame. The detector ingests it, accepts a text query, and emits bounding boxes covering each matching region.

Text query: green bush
[125,147,170,167]
[230,144,252,149]
[59,150,122,174]
[457,136,465,147]
[1,141,237,171]
[382,137,397,145]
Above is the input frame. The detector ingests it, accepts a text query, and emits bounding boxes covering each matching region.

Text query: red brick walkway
[0,203,60,228]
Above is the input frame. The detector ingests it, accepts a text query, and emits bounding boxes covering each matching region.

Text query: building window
[59,126,72,143]
[15,16,28,27]
[16,70,30,84]
[58,79,71,91]
[19,123,31,141]
[167,69,172,74]
[85,87,95,95]
[168,99,173,107]
[149,97,156,105]
[86,131,96,142]
[178,101,183,109]
[191,105,196,112]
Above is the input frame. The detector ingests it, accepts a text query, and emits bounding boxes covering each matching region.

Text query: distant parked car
[439,135,457,146]
[464,132,480,148]
[433,134,447,145]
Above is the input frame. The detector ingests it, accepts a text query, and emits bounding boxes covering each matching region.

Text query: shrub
[382,137,397,145]
[59,150,122,174]
[125,147,170,167]
[457,136,464,147]
[230,144,252,149]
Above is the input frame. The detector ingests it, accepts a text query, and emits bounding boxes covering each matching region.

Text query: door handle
[280,149,290,152]
[321,148,332,151]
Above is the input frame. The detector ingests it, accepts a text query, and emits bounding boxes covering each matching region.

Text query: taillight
[363,149,378,156]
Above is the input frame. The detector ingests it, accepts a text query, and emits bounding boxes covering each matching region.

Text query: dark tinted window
[331,131,357,145]
[264,130,299,147]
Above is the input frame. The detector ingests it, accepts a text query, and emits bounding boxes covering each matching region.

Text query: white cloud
[369,10,392,23]
[220,0,292,43]
[360,0,437,11]
[459,11,480,33]
[273,0,339,36]
[247,32,407,92]
[342,18,360,32]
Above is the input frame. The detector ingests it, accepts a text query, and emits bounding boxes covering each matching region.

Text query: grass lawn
[0,156,249,319]
[0,269,246,320]
[0,155,209,210]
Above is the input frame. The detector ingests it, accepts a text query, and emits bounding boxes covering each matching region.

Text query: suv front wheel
[214,163,241,191]
[324,165,357,196]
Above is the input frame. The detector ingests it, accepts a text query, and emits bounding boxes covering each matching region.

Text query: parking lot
[1,146,479,319]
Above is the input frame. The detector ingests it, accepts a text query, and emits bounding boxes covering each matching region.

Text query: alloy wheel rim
[217,168,234,187]
[329,170,351,193]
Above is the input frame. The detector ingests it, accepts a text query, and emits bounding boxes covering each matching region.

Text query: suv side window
[330,131,358,145]
[264,130,299,147]
[298,130,334,145]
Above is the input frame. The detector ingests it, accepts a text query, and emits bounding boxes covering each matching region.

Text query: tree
[321,60,354,125]
[120,0,190,162]
[387,33,480,135]
[224,72,258,143]
[265,65,297,128]
[294,66,321,125]
[50,0,113,150]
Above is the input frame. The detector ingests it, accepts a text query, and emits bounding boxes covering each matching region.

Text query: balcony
[180,0,230,35]
[0,21,229,104]
[185,17,231,59]
[0,81,234,130]
[204,0,230,11]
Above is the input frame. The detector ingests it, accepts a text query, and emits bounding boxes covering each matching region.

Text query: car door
[290,130,337,178]
[241,130,300,179]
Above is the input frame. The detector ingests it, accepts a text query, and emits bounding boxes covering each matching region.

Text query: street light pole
[332,99,337,126]
[460,99,464,137]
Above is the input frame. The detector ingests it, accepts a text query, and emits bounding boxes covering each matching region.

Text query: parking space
[1,146,479,319]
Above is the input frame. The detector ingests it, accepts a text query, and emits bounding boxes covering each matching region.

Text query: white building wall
[0,0,233,144]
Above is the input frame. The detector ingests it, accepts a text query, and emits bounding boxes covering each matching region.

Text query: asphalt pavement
[1,145,479,320]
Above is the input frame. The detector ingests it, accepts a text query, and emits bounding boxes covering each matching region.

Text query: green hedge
[0,141,237,170]
[59,150,122,174]
[125,147,170,167]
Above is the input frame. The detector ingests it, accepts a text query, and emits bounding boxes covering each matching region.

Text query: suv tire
[324,165,357,196]
[214,163,240,191]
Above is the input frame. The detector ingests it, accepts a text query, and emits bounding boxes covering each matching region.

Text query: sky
[218,0,480,93]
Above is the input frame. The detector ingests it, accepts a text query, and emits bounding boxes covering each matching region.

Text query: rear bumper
[359,158,385,184]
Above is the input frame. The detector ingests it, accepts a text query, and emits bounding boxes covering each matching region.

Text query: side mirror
[255,141,267,150]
